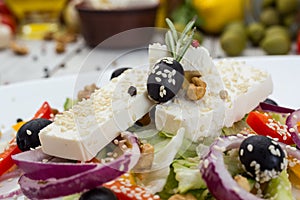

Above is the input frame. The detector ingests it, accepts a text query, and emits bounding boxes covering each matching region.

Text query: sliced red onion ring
[12,148,97,180]
[0,169,23,199]
[286,109,300,148]
[13,132,140,199]
[258,102,295,114]
[199,134,300,200]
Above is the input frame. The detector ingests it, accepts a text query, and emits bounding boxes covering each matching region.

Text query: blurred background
[0,0,300,84]
[0,0,299,54]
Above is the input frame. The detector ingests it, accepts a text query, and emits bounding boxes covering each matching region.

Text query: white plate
[1,55,299,130]
[0,55,300,198]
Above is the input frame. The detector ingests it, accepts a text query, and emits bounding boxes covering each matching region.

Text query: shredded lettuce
[63,98,77,111]
[222,118,249,136]
[157,166,178,199]
[264,169,293,200]
[172,158,206,193]
[223,149,245,176]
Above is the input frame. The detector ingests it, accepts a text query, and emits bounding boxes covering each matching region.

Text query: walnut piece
[77,83,99,101]
[234,175,251,192]
[134,143,154,171]
[186,77,206,101]
[10,42,29,55]
[55,42,65,54]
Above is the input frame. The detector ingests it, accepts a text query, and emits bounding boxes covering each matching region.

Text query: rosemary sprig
[165,17,196,62]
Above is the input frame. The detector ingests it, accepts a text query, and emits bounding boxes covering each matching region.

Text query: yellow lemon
[192,0,244,34]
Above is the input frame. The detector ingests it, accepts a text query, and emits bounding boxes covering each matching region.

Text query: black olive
[147,57,184,103]
[16,118,52,151]
[16,118,23,123]
[110,67,132,80]
[263,98,278,106]
[79,187,117,200]
[239,135,286,183]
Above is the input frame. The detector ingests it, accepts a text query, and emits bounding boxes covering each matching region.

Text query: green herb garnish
[165,17,196,62]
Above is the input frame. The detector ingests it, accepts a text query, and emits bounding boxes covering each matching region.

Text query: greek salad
[0,18,300,200]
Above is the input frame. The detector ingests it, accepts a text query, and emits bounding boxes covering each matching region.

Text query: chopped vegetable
[285,109,300,148]
[0,101,54,176]
[0,138,21,176]
[104,173,160,200]
[0,169,23,199]
[264,170,293,200]
[258,102,295,114]
[172,158,206,193]
[33,101,53,119]
[12,132,141,199]
[246,111,294,144]
[63,97,77,111]
[199,133,300,200]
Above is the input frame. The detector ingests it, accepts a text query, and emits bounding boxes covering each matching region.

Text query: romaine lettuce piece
[264,169,293,200]
[172,158,206,193]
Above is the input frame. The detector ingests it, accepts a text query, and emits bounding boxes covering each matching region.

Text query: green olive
[283,13,296,27]
[276,0,297,15]
[262,0,275,7]
[224,21,246,34]
[260,8,280,26]
[265,25,290,38]
[220,31,247,56]
[247,22,265,46]
[260,34,291,55]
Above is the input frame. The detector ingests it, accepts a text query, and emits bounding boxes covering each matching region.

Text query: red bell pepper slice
[0,101,53,176]
[246,111,294,145]
[0,138,21,176]
[33,101,52,120]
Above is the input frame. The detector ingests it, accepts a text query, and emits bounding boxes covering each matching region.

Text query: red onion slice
[258,102,295,114]
[0,169,23,199]
[286,109,300,148]
[12,148,97,180]
[14,132,140,199]
[199,134,300,200]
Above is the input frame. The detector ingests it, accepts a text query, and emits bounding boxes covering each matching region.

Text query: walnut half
[186,77,206,101]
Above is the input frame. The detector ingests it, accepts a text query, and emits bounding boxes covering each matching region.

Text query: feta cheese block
[149,44,227,141]
[39,69,154,161]
[150,44,273,141]
[216,59,273,127]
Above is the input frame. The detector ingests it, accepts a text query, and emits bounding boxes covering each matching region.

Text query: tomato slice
[104,173,160,200]
[246,111,294,144]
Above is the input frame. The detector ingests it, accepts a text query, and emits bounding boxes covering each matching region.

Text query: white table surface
[1,34,289,86]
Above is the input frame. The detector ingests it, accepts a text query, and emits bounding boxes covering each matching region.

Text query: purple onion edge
[200,135,300,200]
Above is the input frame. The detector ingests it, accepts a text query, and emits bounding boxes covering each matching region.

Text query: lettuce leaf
[172,158,206,193]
